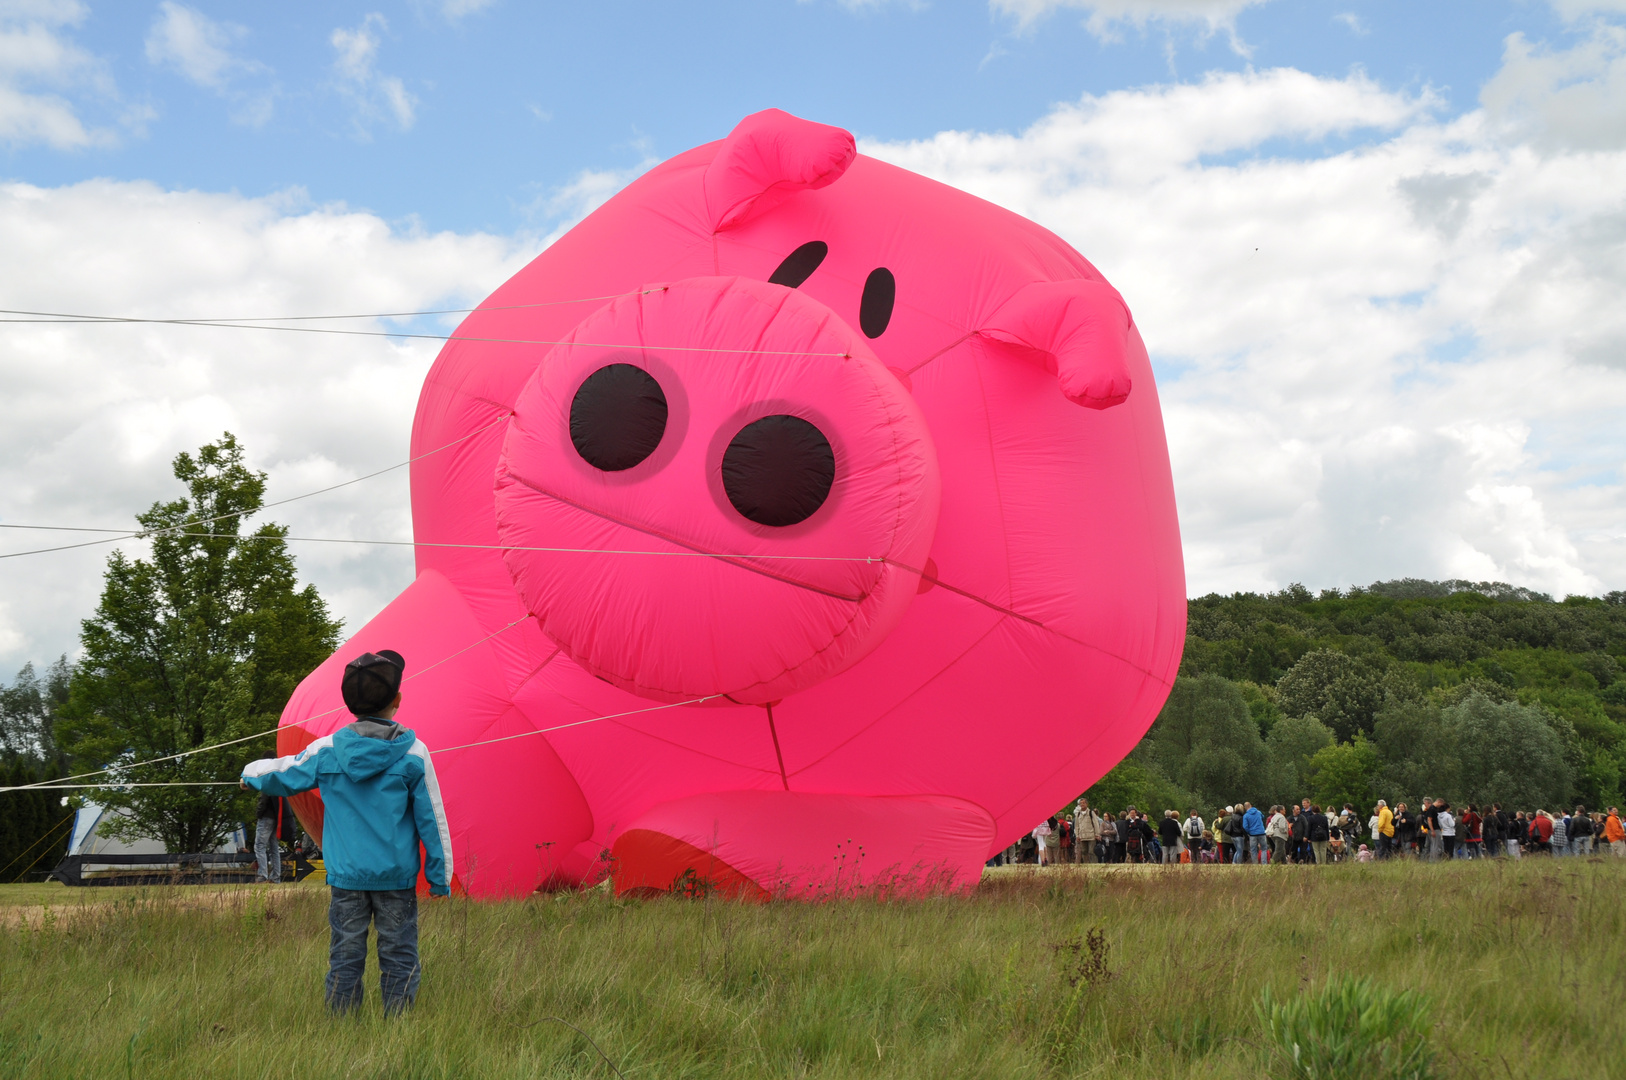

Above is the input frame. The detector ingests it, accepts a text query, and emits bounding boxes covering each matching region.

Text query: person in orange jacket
[1605,807,1625,858]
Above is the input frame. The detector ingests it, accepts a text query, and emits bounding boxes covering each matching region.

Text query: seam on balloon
[542,685,781,775]
[903,331,975,376]
[982,678,1161,825]
[968,334,1020,615]
[764,703,790,791]
[882,558,1168,683]
[497,468,871,603]
[511,647,564,696]
[786,617,1009,779]
[843,336,913,567]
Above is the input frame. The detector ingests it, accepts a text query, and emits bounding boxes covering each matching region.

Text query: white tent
[67,803,244,858]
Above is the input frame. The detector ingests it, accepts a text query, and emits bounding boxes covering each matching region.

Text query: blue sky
[1,0,1624,671]
[0,1,1588,233]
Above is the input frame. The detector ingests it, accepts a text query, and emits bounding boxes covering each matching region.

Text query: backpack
[1310,816,1330,842]
[1186,817,1203,839]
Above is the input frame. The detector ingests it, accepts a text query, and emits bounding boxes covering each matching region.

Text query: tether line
[0,413,512,560]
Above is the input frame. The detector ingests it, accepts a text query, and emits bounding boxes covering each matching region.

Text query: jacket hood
[332,724,417,782]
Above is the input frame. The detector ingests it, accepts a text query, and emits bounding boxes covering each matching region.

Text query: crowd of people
[992,798,1626,866]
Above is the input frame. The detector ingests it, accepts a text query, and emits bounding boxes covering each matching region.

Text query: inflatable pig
[277,109,1185,898]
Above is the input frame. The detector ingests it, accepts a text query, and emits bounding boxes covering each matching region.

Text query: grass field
[0,859,1621,1079]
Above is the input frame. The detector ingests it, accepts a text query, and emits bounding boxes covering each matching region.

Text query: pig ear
[703,109,856,232]
[980,279,1134,410]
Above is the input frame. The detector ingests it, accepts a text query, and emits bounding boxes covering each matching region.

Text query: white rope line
[0,289,662,326]
[0,414,512,560]
[4,528,884,563]
[0,615,534,792]
[17,782,240,789]
[0,316,854,357]
[272,535,880,562]
[5,692,718,791]
[434,695,719,754]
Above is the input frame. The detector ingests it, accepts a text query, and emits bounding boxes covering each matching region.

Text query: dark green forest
[1087,579,1626,818]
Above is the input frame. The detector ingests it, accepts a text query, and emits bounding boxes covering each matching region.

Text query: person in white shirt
[1032,818,1054,866]
[1182,811,1205,866]
[1265,805,1291,865]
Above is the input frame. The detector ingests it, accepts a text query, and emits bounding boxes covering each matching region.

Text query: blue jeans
[1232,835,1248,864]
[328,887,420,1015]
[254,817,281,882]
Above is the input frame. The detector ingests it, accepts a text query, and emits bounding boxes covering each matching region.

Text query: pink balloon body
[278,110,1185,898]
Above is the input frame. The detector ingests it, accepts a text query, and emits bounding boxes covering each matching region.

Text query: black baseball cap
[340,650,406,715]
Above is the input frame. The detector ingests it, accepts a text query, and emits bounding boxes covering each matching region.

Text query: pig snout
[493,276,940,706]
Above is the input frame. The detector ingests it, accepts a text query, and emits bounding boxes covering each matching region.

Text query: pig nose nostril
[721,415,836,527]
[570,363,669,471]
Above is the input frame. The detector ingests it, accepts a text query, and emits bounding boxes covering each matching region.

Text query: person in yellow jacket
[1376,800,1394,859]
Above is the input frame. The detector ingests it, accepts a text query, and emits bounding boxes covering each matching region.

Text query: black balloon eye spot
[768,241,828,288]
[859,268,895,338]
[569,363,668,472]
[721,415,835,528]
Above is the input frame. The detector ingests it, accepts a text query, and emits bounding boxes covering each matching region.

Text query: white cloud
[0,0,119,148]
[866,49,1626,598]
[1333,11,1367,36]
[145,3,238,89]
[991,0,1275,51]
[331,13,415,133]
[1482,23,1626,151]
[144,2,275,126]
[522,154,660,245]
[438,0,498,18]
[1546,0,1626,21]
[0,181,533,674]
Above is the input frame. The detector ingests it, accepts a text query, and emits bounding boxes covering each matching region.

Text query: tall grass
[0,859,1622,1079]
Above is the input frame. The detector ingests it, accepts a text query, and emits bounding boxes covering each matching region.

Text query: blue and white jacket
[242,719,452,895]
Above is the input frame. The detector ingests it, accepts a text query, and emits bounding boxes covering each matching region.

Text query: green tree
[56,434,341,854]
[1309,735,1380,812]
[1139,674,1268,810]
[1264,713,1335,805]
[1447,692,1570,809]
[0,658,72,766]
[1371,699,1460,806]
[1084,757,1193,818]
[1276,649,1385,742]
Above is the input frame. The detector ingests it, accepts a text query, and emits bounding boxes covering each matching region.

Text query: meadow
[0,859,1621,1080]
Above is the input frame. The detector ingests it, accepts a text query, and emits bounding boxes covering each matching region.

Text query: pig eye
[859,268,895,338]
[768,241,828,288]
[722,415,835,527]
[570,363,668,471]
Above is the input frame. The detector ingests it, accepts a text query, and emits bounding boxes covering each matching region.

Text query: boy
[242,650,452,1015]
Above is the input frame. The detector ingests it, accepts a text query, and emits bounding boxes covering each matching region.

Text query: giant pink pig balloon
[278,109,1185,898]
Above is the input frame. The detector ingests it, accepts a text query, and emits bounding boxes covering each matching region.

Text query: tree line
[1087,581,1626,817]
